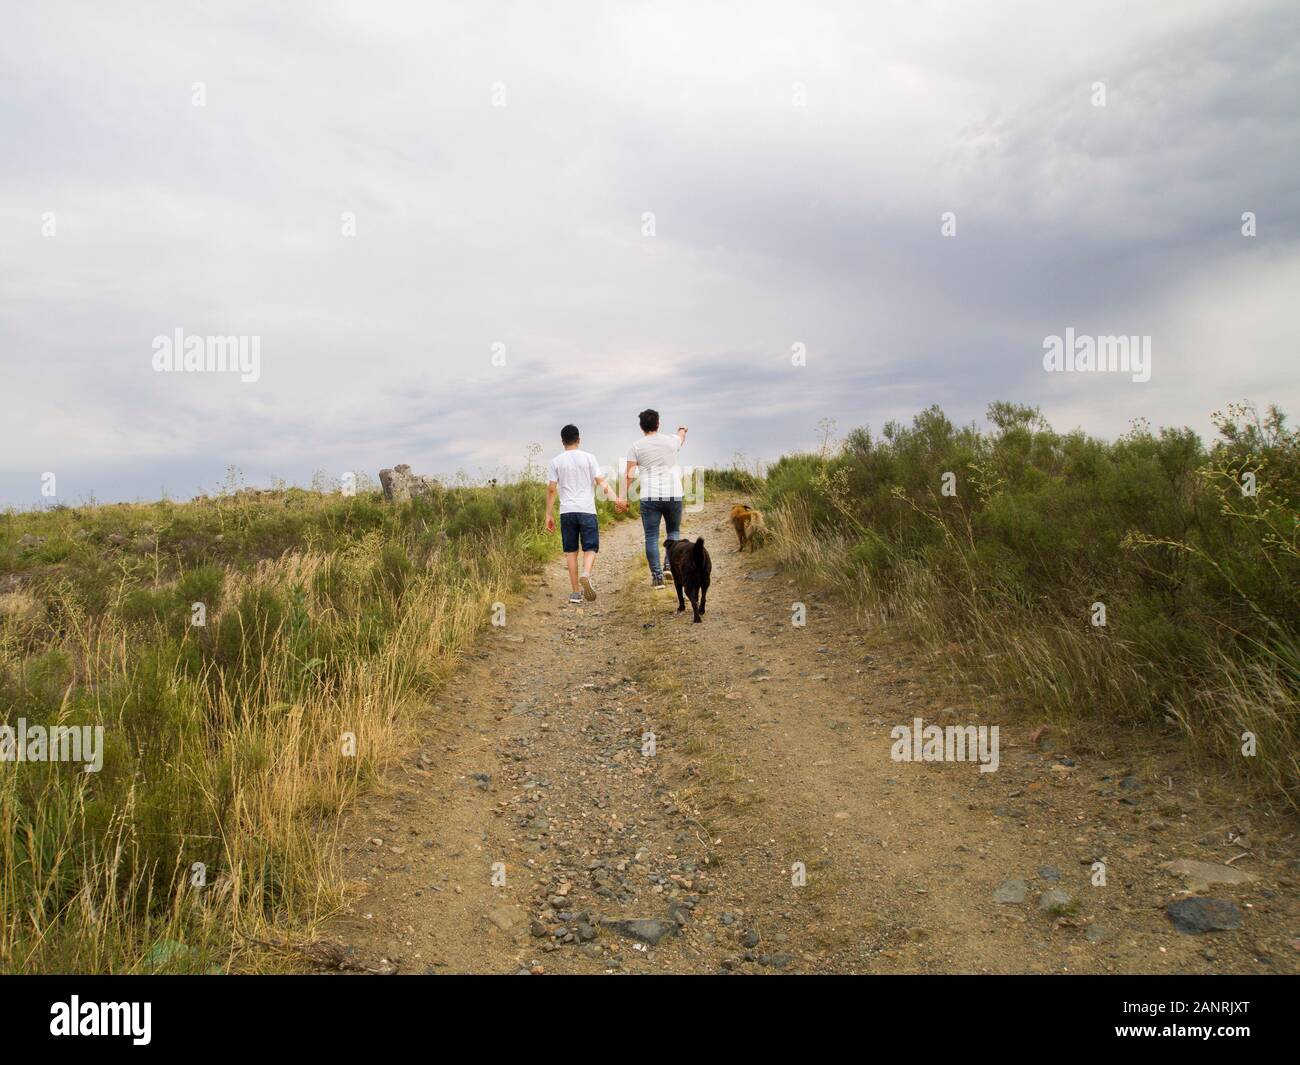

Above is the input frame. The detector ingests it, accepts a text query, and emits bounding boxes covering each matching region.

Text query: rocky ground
[320,501,1299,974]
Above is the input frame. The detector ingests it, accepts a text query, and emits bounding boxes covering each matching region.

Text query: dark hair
[638,409,659,433]
[560,424,580,445]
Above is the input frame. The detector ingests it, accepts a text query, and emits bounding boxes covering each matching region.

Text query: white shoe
[580,574,597,601]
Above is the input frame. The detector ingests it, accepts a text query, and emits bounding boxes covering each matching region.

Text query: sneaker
[568,592,584,604]
[580,574,597,601]
[651,575,666,589]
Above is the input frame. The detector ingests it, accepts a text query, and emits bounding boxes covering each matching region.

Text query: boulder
[379,464,440,503]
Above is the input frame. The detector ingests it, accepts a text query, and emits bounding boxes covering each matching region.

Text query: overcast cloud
[2,0,1298,505]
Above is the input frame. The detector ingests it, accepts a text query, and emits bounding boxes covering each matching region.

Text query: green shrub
[765,401,1299,807]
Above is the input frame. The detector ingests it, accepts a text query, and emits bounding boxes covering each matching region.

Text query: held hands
[614,498,629,513]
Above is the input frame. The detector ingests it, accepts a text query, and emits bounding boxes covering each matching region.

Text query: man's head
[561,424,580,447]
[638,409,659,434]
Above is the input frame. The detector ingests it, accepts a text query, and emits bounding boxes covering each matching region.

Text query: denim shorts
[560,512,599,553]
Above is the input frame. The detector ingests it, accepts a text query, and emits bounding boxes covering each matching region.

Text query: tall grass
[762,401,1299,809]
[700,463,765,497]
[0,480,563,972]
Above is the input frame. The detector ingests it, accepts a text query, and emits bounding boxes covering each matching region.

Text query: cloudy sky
[2,0,1297,506]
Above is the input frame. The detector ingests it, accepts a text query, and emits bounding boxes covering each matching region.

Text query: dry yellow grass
[1,488,555,972]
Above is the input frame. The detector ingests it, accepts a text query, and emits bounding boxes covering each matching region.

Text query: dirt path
[323,501,1298,974]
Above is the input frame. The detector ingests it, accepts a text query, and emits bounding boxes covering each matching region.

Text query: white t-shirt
[548,449,602,514]
[627,432,683,500]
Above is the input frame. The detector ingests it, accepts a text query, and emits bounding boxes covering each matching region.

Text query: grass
[0,476,639,973]
[758,400,1300,811]
[700,464,765,498]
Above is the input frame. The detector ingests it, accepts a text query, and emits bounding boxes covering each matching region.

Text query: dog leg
[675,577,686,612]
[687,587,701,622]
[698,587,707,616]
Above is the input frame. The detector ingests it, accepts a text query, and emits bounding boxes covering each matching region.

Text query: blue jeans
[639,498,682,577]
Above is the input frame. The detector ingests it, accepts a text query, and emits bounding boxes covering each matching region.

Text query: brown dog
[729,504,766,553]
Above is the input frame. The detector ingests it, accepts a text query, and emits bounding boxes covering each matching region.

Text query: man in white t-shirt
[545,424,623,604]
[617,408,688,588]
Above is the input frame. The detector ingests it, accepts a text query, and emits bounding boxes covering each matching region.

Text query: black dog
[663,537,711,622]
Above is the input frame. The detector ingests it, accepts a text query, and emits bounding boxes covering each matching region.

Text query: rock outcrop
[379,464,440,503]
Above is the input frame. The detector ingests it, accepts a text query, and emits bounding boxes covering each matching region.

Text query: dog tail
[692,536,707,563]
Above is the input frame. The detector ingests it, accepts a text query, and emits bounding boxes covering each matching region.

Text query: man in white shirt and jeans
[545,424,623,604]
[618,409,688,589]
